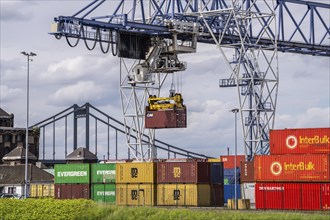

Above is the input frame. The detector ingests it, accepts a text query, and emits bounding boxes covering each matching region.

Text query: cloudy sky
[0,0,329,160]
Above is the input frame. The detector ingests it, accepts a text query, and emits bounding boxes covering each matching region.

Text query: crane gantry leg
[199,0,279,160]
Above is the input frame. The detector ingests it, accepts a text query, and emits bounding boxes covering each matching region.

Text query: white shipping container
[241,183,255,204]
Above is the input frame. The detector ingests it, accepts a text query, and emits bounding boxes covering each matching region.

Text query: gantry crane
[50,0,330,161]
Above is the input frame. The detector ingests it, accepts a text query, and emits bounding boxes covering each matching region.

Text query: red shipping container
[157,161,211,183]
[301,183,321,210]
[55,184,90,199]
[145,109,186,129]
[256,183,330,210]
[254,154,330,182]
[270,128,330,154]
[255,183,284,209]
[322,184,330,210]
[220,155,245,169]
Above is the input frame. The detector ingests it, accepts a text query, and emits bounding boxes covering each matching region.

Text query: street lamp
[21,51,37,199]
[230,108,239,210]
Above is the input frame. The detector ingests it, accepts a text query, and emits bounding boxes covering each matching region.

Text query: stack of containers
[157,159,224,207]
[239,161,255,204]
[54,163,91,199]
[255,127,330,210]
[220,155,245,203]
[91,163,116,203]
[116,162,157,206]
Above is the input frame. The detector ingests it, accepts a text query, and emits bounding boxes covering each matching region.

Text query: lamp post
[230,108,239,210]
[21,51,37,199]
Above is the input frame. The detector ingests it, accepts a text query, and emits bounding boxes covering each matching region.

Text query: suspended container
[116,183,156,206]
[220,155,245,169]
[145,93,187,129]
[254,154,330,182]
[157,161,211,184]
[116,162,156,184]
[91,163,116,183]
[255,182,330,210]
[55,184,90,199]
[157,184,223,207]
[270,127,330,154]
[91,183,116,203]
[54,164,90,184]
[30,184,54,198]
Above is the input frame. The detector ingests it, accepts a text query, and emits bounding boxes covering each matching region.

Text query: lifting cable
[65,24,82,48]
[82,26,99,50]
[110,30,118,56]
[99,29,111,54]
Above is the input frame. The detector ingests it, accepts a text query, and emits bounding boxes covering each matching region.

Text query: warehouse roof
[0,164,54,185]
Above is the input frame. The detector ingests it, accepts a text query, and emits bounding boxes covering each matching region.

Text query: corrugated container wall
[91,184,116,203]
[224,184,241,203]
[240,183,255,203]
[54,164,90,184]
[220,155,245,169]
[55,184,90,199]
[254,154,330,182]
[30,184,54,198]
[145,109,186,129]
[157,162,211,183]
[157,184,211,206]
[224,168,240,185]
[116,183,156,206]
[270,128,330,155]
[255,182,330,211]
[91,163,116,183]
[210,162,224,184]
[116,162,156,183]
[240,161,254,183]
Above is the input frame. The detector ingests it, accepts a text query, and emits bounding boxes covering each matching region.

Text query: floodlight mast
[21,51,37,198]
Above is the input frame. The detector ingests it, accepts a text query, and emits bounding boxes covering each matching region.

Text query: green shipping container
[92,184,116,203]
[91,163,116,183]
[54,164,90,184]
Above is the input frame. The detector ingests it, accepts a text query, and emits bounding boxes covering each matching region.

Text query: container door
[302,183,321,210]
[139,189,145,206]
[255,183,283,209]
[321,183,330,210]
[255,183,265,209]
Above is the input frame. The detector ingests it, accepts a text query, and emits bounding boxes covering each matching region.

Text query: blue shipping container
[224,168,240,185]
[224,184,241,203]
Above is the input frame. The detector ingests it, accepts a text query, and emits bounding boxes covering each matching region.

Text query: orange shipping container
[254,154,330,182]
[270,128,330,155]
[220,155,245,169]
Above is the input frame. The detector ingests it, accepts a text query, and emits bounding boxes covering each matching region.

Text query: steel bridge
[33,103,210,165]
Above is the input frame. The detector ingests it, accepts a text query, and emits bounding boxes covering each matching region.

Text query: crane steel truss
[198,1,278,159]
[50,0,330,161]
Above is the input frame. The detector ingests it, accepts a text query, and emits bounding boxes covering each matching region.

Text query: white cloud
[0,85,22,102]
[276,107,330,129]
[48,81,108,106]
